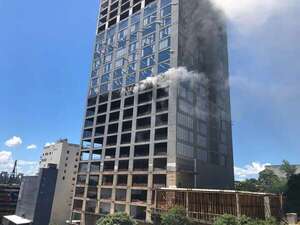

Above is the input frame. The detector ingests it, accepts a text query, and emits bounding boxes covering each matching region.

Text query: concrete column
[236,193,241,217]
[264,196,271,219]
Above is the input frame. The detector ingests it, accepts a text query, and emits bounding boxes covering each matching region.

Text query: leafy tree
[96,213,136,225]
[161,207,191,225]
[235,179,261,192]
[280,160,296,179]
[258,169,287,193]
[285,174,300,214]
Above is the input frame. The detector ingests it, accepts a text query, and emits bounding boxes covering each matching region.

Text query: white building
[40,139,80,225]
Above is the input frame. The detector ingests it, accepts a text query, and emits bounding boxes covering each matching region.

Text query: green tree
[235,179,261,192]
[161,207,191,225]
[258,169,287,193]
[96,213,136,225]
[280,160,296,179]
[285,174,300,214]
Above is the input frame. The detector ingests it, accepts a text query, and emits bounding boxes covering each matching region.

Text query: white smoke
[130,67,207,93]
[210,0,295,32]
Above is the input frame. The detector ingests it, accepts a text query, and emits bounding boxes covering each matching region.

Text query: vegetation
[161,207,192,225]
[213,214,279,225]
[96,213,136,225]
[285,174,300,214]
[280,160,297,179]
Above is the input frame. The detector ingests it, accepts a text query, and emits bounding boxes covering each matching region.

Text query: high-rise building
[71,0,234,223]
[4,140,80,225]
[40,139,80,225]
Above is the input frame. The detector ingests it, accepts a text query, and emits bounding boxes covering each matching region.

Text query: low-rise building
[265,165,300,179]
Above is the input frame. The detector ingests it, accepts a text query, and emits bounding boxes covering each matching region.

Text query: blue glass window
[104,63,111,73]
[116,47,126,58]
[161,0,171,7]
[159,37,171,50]
[160,26,171,39]
[113,78,123,89]
[140,56,155,69]
[119,19,128,30]
[100,83,109,93]
[161,5,172,17]
[158,61,170,74]
[143,14,157,27]
[115,58,125,68]
[104,54,113,63]
[162,16,171,27]
[91,78,98,87]
[130,32,138,42]
[131,13,140,24]
[128,53,137,62]
[126,73,136,85]
[142,33,155,46]
[139,68,153,80]
[143,23,156,36]
[144,3,157,17]
[158,49,171,62]
[101,73,110,83]
[114,68,123,79]
[129,42,137,53]
[128,63,136,74]
[142,44,155,57]
[130,22,140,33]
[94,59,101,69]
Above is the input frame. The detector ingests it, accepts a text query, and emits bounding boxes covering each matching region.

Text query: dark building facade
[15,167,58,225]
[0,185,19,223]
[71,0,234,223]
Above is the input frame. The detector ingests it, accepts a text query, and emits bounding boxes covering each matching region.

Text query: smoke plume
[210,0,296,32]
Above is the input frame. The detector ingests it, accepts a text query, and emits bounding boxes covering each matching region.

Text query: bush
[161,207,192,225]
[213,215,279,225]
[96,213,136,225]
[214,214,238,225]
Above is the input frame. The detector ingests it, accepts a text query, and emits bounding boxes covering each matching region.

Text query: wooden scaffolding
[152,188,284,224]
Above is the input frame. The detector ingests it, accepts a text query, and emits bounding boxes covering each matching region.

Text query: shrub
[96,212,136,225]
[213,215,279,225]
[161,207,192,225]
[213,214,238,225]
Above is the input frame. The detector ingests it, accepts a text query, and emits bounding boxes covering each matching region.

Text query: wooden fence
[152,188,284,224]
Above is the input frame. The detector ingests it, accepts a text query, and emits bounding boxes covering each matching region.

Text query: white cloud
[234,162,271,181]
[26,144,37,150]
[44,142,55,147]
[0,151,12,164]
[0,151,39,176]
[210,0,297,32]
[5,136,22,147]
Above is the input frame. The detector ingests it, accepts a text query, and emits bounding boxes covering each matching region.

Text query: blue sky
[0,0,299,179]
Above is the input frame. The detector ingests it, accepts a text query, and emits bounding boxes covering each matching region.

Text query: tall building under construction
[71,0,234,223]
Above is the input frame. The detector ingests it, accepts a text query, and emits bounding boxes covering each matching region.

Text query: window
[134,144,149,157]
[159,37,171,50]
[142,44,155,57]
[142,33,155,46]
[120,146,130,158]
[136,117,151,129]
[121,133,131,144]
[139,68,153,80]
[117,175,128,186]
[158,61,170,73]
[100,188,112,199]
[110,100,121,111]
[123,108,133,119]
[124,96,134,107]
[160,26,171,39]
[89,175,99,186]
[91,150,102,161]
[80,151,90,161]
[137,104,152,116]
[158,49,171,62]
[140,55,155,69]
[135,130,150,142]
[160,5,172,17]
[105,148,116,159]
[109,112,120,122]
[155,127,168,140]
[116,189,127,201]
[154,142,167,156]
[156,113,168,126]
[122,121,132,132]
